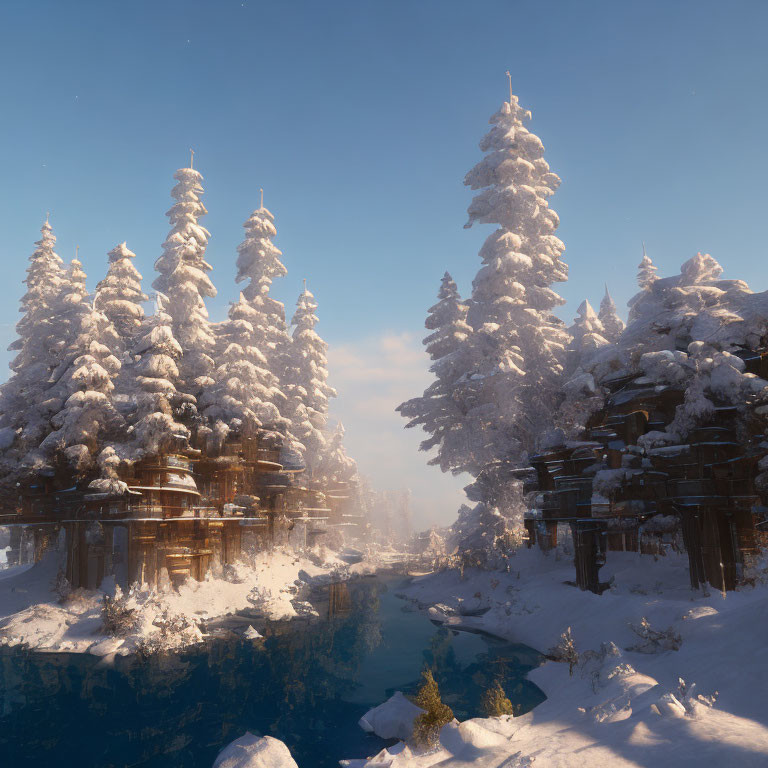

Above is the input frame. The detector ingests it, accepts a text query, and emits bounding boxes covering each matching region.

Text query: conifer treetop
[95,242,148,344]
[569,299,608,356]
[598,284,625,343]
[13,218,67,352]
[637,243,659,290]
[235,202,287,303]
[153,163,217,397]
[284,285,337,471]
[316,422,357,484]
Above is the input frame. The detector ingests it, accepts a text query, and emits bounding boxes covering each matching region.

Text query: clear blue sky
[1,0,767,525]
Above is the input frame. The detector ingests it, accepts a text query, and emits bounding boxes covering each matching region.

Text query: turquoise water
[0,576,545,767]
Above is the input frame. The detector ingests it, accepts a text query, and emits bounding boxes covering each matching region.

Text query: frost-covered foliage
[622,252,752,360]
[568,300,608,368]
[548,626,579,675]
[597,286,625,343]
[316,422,357,484]
[450,501,518,568]
[135,605,202,656]
[636,245,659,291]
[557,300,609,436]
[200,293,283,448]
[397,272,474,475]
[124,297,189,457]
[235,200,291,405]
[0,219,67,469]
[626,616,682,653]
[457,88,568,471]
[95,242,147,349]
[400,84,569,511]
[0,174,356,491]
[31,260,124,474]
[153,166,217,405]
[102,585,138,636]
[283,286,336,472]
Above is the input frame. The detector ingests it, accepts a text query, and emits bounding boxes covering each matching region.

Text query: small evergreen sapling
[411,668,454,748]
[481,678,515,717]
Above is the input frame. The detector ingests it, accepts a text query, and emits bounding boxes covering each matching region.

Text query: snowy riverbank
[334,548,768,767]
[0,545,377,656]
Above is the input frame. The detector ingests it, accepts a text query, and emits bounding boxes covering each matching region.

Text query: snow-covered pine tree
[283,284,336,472]
[153,162,217,416]
[637,243,659,290]
[125,295,189,458]
[598,285,625,343]
[199,293,283,450]
[458,79,569,470]
[316,422,358,485]
[558,300,610,438]
[67,253,87,296]
[397,272,474,474]
[0,218,68,464]
[568,300,608,366]
[33,261,124,474]
[95,243,148,351]
[235,195,293,400]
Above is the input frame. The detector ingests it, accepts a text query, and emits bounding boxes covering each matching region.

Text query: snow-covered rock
[358,691,425,741]
[213,733,298,768]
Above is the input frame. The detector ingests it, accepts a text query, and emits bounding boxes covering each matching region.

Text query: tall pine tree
[0,218,68,464]
[234,194,291,421]
[457,79,568,471]
[34,261,123,474]
[153,161,217,417]
[284,284,336,471]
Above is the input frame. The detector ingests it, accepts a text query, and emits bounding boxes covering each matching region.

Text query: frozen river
[0,575,544,767]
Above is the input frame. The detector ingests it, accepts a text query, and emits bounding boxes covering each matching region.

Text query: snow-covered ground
[338,549,768,767]
[0,544,371,656]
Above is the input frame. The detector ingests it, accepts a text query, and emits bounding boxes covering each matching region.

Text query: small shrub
[411,669,454,749]
[626,616,682,653]
[481,679,515,717]
[102,586,137,637]
[547,626,579,675]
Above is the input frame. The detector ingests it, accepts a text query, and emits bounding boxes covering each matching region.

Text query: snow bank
[343,549,768,767]
[0,547,359,655]
[358,691,424,741]
[213,733,298,768]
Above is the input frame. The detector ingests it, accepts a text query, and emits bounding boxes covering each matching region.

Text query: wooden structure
[1,429,362,589]
[525,367,767,593]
